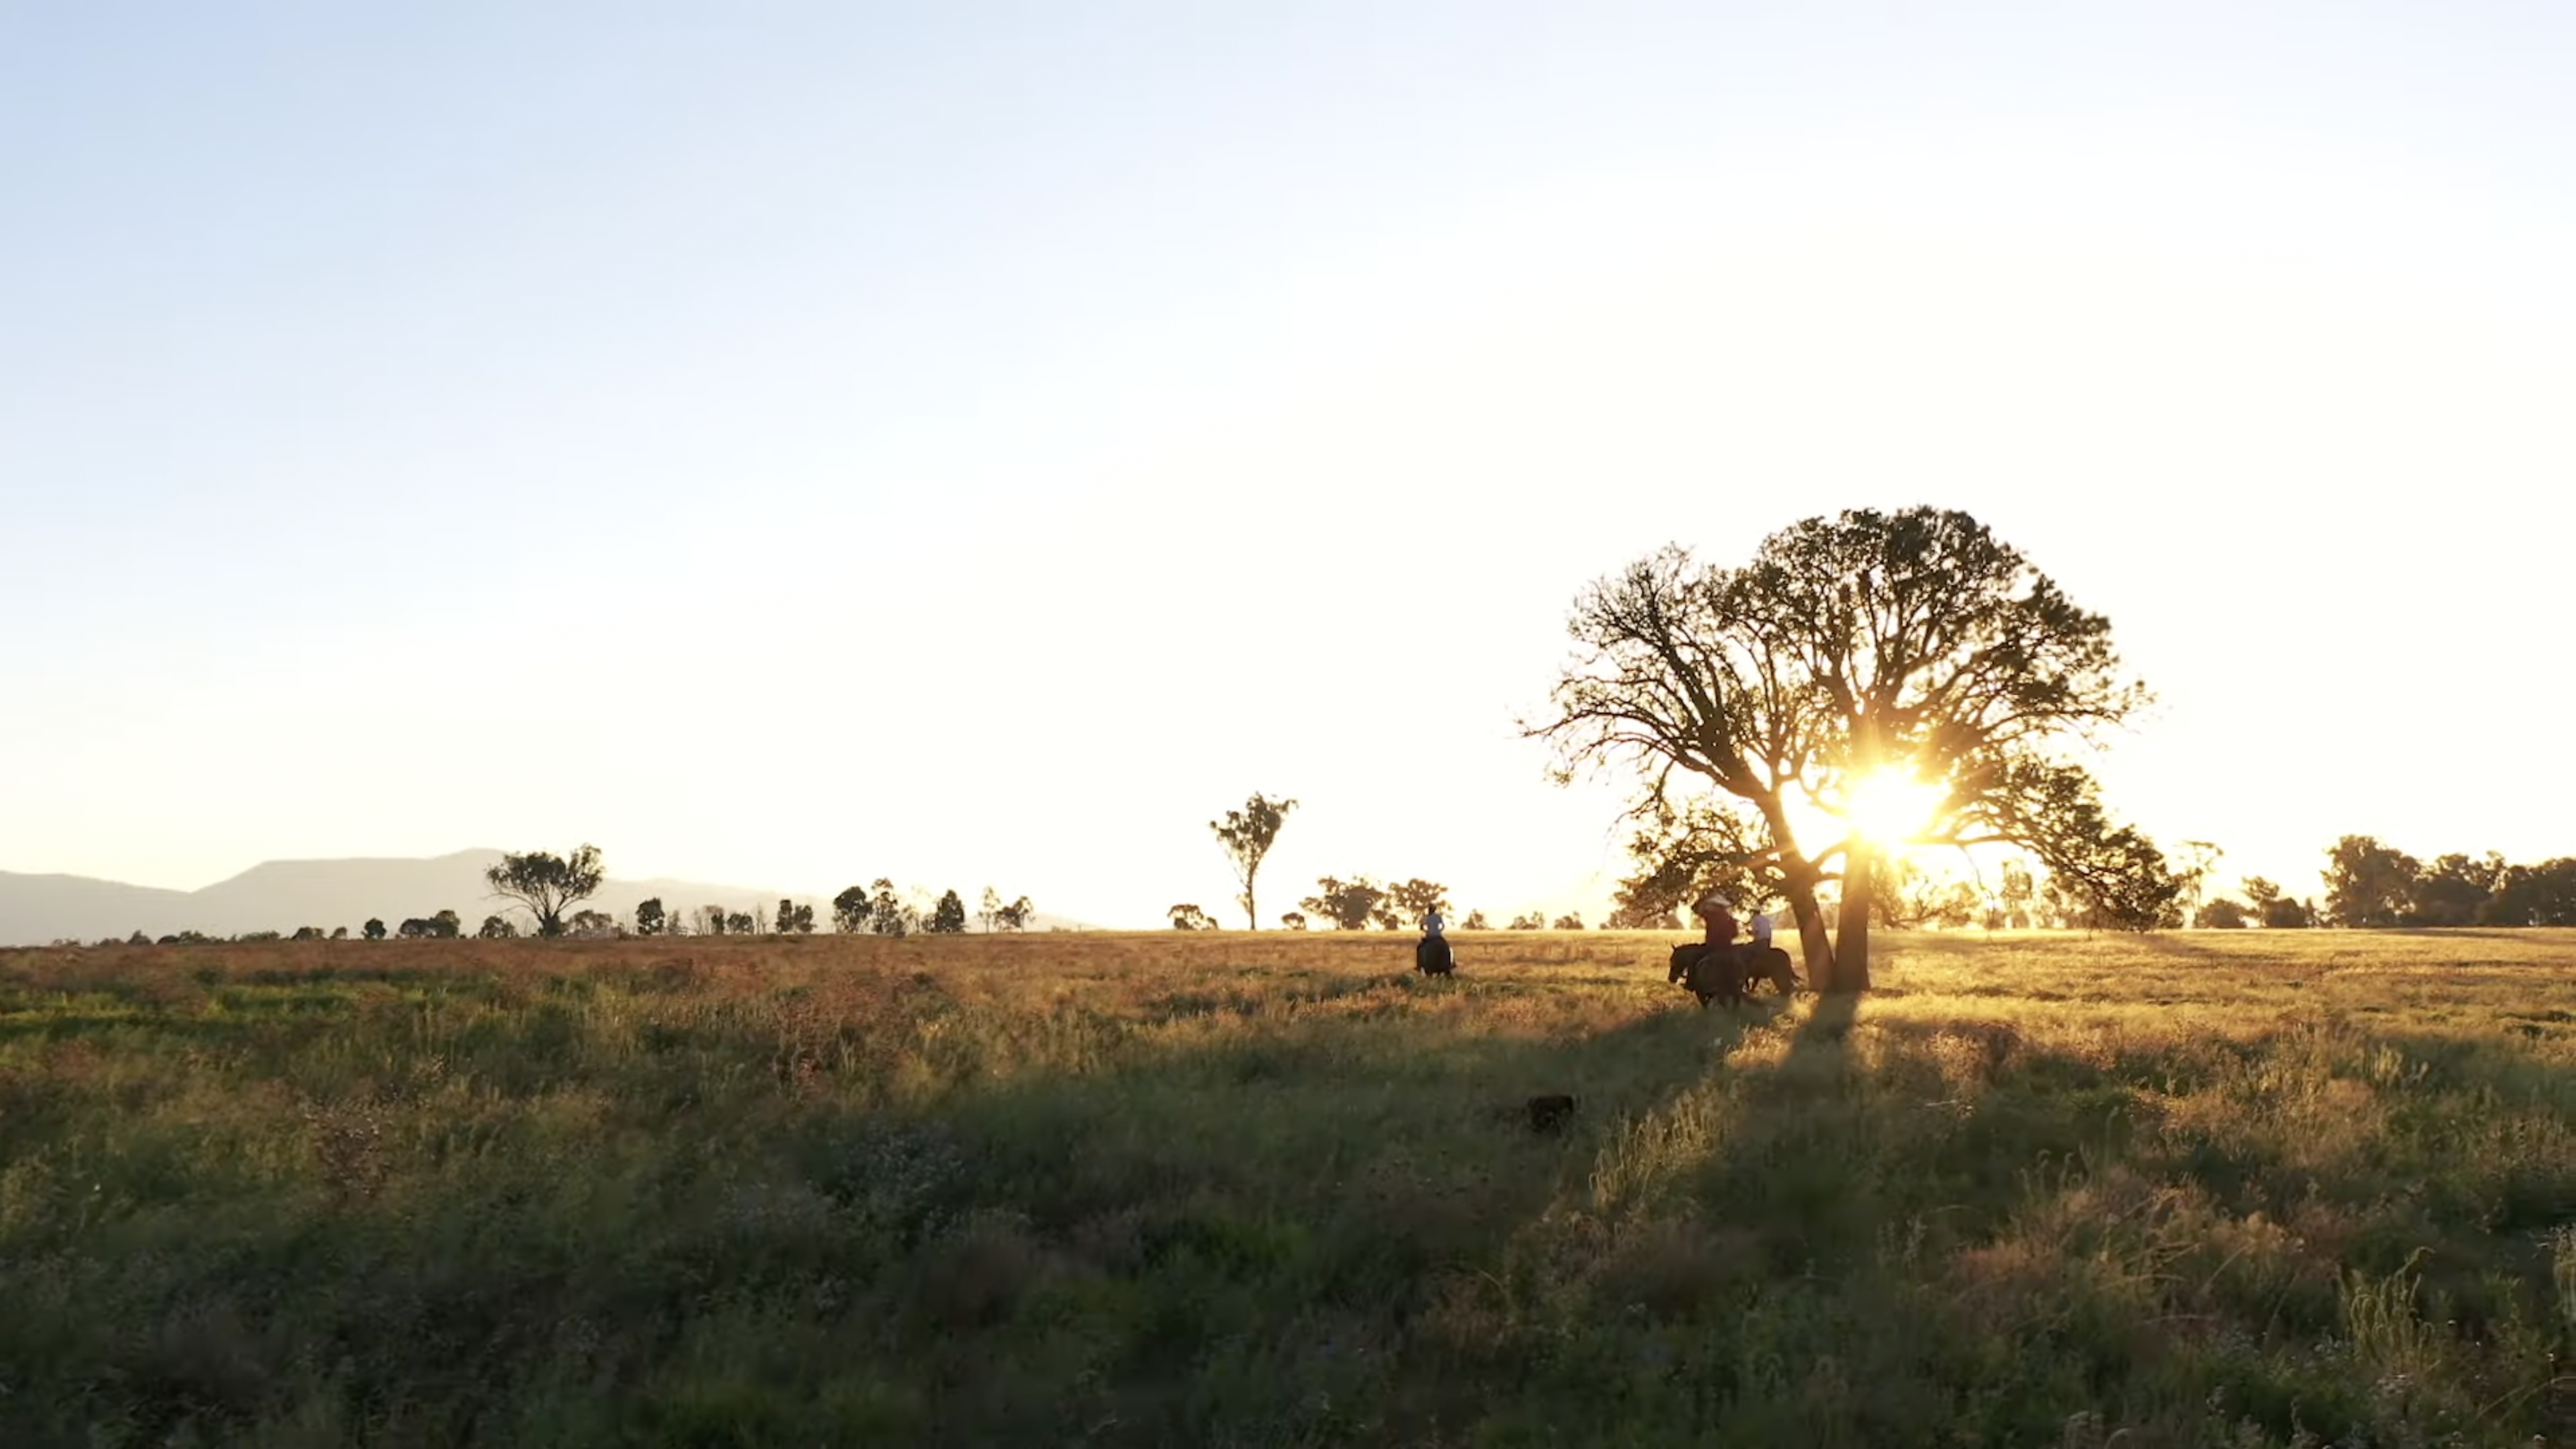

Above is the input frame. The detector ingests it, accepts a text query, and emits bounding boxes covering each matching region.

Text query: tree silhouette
[927,890,968,934]
[1299,877,1384,930]
[484,844,606,937]
[1167,903,1217,931]
[1210,793,1298,930]
[1531,509,2169,992]
[867,879,911,937]
[2323,835,2419,928]
[634,898,666,936]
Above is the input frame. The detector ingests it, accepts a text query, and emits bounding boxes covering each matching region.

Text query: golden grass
[2,926,2571,1446]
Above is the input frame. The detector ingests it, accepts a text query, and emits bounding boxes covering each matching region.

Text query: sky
[4,3,2573,928]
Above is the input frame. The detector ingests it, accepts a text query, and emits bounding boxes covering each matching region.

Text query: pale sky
[5,4,2572,928]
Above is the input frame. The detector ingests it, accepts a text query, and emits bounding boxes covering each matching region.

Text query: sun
[1838,766,1950,852]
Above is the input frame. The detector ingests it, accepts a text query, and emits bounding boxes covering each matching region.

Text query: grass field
[2,928,2572,1447]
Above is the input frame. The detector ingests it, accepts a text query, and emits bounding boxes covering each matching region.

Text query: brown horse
[1668,941,1797,1006]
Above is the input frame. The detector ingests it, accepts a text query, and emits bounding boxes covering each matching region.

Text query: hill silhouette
[0,852,1095,944]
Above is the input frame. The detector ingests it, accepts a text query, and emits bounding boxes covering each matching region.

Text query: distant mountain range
[0,851,1096,945]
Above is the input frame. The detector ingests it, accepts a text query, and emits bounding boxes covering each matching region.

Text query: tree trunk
[1831,841,1875,994]
[1242,872,1258,931]
[1786,891,1834,992]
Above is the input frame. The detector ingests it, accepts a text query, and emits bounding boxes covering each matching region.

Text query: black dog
[1525,1094,1577,1132]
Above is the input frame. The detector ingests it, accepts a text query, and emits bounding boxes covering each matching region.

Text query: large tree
[1530,508,2172,992]
[1210,793,1298,930]
[484,844,606,937]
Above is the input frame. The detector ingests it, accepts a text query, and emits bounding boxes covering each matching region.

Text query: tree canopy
[1530,508,2173,990]
[484,844,606,937]
[1210,793,1298,930]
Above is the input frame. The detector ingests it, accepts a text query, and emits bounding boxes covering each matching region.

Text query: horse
[1415,934,1455,977]
[1668,941,1798,1006]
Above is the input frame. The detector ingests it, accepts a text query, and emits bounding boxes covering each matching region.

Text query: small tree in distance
[994,894,1034,931]
[1211,793,1298,930]
[362,918,386,940]
[867,879,911,937]
[832,886,869,934]
[634,898,666,936]
[777,898,817,934]
[979,886,1002,934]
[477,914,519,939]
[1280,911,1307,930]
[1169,903,1217,930]
[485,844,606,937]
[928,890,968,934]
[1300,877,1385,931]
[1385,879,1451,930]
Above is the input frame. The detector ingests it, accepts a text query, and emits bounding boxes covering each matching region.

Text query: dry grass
[2,928,2571,1446]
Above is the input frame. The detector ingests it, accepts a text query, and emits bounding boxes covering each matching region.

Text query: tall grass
[1,928,2570,1445]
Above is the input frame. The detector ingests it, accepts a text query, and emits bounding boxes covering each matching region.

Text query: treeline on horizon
[44,831,2576,951]
[1595,832,2576,935]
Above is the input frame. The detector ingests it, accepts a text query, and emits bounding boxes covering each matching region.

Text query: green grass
[2,928,2571,1446]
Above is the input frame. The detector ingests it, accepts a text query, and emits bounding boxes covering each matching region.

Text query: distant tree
[832,886,870,934]
[127,930,152,945]
[724,911,754,936]
[362,918,386,940]
[1210,793,1299,930]
[2489,858,2576,927]
[634,897,666,936]
[330,926,349,941]
[397,912,459,939]
[1385,879,1451,930]
[2172,842,2223,928]
[1508,911,1544,930]
[1168,903,1217,931]
[1299,877,1385,931]
[867,879,911,937]
[485,844,606,937]
[699,904,726,936]
[2263,895,2316,929]
[1998,860,2037,928]
[569,910,617,937]
[1876,860,1978,929]
[2194,898,2249,928]
[2323,835,2419,928]
[996,894,1034,932]
[237,930,283,943]
[1551,912,1586,930]
[2412,852,2504,927]
[291,926,326,941]
[979,886,1003,934]
[477,914,519,939]
[927,890,968,934]
[2241,877,2283,924]
[1461,909,1490,930]
[1280,911,1308,930]
[777,898,817,934]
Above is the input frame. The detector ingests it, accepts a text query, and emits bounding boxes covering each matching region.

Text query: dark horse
[1668,941,1796,1007]
[1416,934,1455,977]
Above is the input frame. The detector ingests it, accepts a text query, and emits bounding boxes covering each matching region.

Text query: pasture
[2,928,2571,1447]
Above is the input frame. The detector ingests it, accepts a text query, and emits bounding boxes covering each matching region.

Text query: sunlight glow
[1839,767,1950,852]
